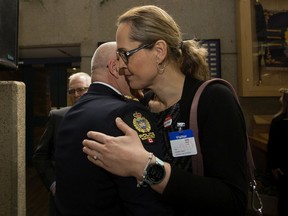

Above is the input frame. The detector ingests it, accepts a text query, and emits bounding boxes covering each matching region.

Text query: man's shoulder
[120,96,149,111]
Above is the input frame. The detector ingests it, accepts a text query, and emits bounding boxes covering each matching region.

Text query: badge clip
[177,122,185,132]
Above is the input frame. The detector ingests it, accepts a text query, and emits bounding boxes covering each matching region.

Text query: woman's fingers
[86,154,106,169]
[83,138,103,153]
[82,144,96,156]
[115,117,136,136]
[82,143,106,168]
[86,131,109,145]
[84,118,138,149]
[82,117,146,177]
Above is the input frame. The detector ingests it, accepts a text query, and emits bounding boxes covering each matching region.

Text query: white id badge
[168,129,197,157]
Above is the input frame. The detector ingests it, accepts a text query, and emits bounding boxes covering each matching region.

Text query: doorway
[19,58,80,164]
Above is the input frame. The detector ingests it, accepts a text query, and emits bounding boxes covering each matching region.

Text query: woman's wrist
[135,152,156,181]
[151,162,171,193]
[136,153,169,190]
[136,152,154,187]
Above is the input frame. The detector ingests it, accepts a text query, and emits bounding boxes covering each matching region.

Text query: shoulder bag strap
[189,78,255,180]
[189,78,263,214]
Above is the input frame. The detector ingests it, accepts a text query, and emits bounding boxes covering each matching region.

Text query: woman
[267,88,288,216]
[83,5,248,215]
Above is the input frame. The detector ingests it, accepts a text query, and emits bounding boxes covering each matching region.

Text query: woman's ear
[154,40,167,64]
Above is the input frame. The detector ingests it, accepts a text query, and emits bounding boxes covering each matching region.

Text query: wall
[19,0,237,81]
[18,0,281,129]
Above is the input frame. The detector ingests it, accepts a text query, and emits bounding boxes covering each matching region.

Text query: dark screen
[0,0,19,70]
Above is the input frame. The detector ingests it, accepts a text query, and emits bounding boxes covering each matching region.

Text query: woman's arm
[82,117,171,193]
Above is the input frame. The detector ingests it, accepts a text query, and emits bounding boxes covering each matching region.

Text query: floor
[26,165,278,216]
[26,165,49,216]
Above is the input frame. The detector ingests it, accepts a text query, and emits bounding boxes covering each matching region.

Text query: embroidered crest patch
[132,111,155,142]
[133,112,151,133]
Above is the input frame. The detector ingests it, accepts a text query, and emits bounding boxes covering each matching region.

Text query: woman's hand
[82,117,149,179]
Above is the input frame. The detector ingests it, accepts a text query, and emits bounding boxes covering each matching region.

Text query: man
[54,42,173,215]
[67,72,92,105]
[32,72,91,216]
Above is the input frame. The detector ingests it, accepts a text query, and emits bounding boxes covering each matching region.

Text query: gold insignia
[133,112,151,133]
[139,132,155,141]
[124,95,139,101]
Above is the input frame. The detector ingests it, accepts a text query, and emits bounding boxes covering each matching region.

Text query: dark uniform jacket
[55,83,173,216]
[33,106,71,191]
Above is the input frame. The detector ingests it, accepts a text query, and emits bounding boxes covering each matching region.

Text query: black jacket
[33,106,71,191]
[55,83,173,216]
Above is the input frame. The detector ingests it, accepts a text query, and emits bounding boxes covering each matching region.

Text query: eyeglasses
[116,43,154,64]
[68,87,89,95]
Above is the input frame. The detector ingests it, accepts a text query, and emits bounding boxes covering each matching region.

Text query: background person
[83,5,248,216]
[67,72,92,104]
[32,71,91,216]
[267,88,288,216]
[55,41,173,216]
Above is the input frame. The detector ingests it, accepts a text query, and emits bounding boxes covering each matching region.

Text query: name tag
[169,129,197,157]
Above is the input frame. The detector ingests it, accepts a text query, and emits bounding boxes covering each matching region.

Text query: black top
[267,114,288,172]
[154,76,248,215]
[55,83,174,216]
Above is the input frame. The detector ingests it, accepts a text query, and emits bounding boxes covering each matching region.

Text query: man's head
[91,41,132,96]
[68,72,91,104]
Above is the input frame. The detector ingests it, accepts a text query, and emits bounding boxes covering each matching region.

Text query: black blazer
[33,106,71,191]
[55,83,173,216]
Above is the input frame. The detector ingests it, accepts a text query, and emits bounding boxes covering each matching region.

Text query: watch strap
[141,156,165,186]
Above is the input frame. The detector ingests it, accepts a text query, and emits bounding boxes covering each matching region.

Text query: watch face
[147,164,165,183]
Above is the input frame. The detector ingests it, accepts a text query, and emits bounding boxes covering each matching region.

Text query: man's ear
[154,40,168,64]
[107,59,119,78]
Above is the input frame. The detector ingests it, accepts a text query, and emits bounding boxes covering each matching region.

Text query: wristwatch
[142,157,166,186]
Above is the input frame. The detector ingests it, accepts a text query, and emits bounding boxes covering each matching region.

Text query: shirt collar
[93,81,122,95]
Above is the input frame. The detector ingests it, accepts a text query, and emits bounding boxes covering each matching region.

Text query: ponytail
[180,40,210,81]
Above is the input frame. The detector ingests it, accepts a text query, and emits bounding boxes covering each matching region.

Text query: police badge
[133,112,151,133]
[132,111,155,143]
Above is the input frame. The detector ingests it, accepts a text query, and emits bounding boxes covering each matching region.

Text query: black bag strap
[189,78,263,214]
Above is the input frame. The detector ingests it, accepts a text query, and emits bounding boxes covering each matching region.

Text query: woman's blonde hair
[117,5,209,80]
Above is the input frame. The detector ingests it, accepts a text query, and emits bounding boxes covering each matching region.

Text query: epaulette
[123,95,139,102]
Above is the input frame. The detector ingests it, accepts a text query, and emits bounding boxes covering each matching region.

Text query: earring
[157,62,167,74]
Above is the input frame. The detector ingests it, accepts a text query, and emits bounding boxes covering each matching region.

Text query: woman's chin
[129,82,144,91]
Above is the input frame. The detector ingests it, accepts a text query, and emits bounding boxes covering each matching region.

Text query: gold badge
[124,95,139,101]
[133,112,151,133]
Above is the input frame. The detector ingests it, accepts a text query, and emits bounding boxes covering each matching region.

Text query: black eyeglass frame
[116,43,154,64]
[68,87,89,95]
